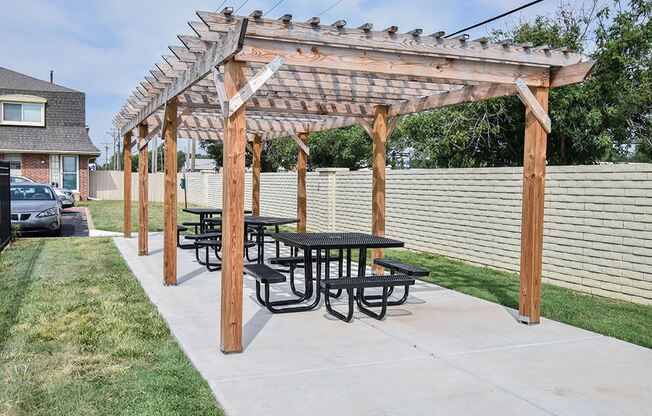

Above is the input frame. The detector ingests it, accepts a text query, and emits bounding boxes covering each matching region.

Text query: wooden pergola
[113,8,595,353]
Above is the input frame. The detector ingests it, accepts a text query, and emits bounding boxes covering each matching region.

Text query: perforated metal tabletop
[271,232,404,250]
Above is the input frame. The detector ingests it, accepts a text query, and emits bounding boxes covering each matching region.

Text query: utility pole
[152,137,157,174]
[101,142,111,169]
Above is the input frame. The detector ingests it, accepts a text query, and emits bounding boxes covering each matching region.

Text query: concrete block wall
[89,164,652,304]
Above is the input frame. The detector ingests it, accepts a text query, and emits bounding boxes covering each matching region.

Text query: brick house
[0,66,100,199]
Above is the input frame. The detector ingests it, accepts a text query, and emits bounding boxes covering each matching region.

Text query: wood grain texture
[252,134,261,216]
[220,59,246,353]
[371,106,388,273]
[515,78,551,133]
[198,11,582,67]
[164,97,178,286]
[519,87,548,324]
[138,123,149,255]
[297,132,308,233]
[550,60,596,88]
[237,40,551,87]
[123,132,133,238]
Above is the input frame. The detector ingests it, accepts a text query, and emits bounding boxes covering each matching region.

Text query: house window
[5,154,22,170]
[62,156,77,190]
[50,155,60,187]
[0,95,46,126]
[49,155,78,191]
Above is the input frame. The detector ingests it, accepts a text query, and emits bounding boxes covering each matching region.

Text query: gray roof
[0,66,100,156]
[0,66,78,93]
[0,126,100,155]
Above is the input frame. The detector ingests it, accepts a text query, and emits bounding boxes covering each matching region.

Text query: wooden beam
[386,116,400,137]
[370,106,388,274]
[290,130,310,156]
[220,58,246,354]
[519,86,548,325]
[515,78,552,133]
[549,60,597,88]
[198,11,582,67]
[252,133,261,216]
[119,19,248,135]
[356,117,374,137]
[237,39,551,87]
[123,132,133,238]
[138,123,149,255]
[227,55,284,117]
[164,97,178,285]
[387,83,518,117]
[297,132,308,233]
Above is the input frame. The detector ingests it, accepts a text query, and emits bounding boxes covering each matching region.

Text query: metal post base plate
[518,315,540,325]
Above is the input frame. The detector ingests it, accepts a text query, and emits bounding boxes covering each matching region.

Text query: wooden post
[519,86,549,325]
[252,134,262,216]
[221,58,246,353]
[164,97,178,286]
[297,132,308,232]
[138,123,149,255]
[123,131,133,238]
[371,105,388,273]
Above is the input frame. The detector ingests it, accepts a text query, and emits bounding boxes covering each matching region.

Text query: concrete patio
[114,232,652,416]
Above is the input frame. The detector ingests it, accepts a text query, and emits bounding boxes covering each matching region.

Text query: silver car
[10,175,75,208]
[10,183,62,236]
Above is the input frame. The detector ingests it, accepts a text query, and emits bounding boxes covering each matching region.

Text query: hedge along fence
[90,164,652,304]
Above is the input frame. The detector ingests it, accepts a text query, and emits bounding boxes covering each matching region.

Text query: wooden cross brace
[212,55,284,118]
[288,129,310,156]
[356,115,400,139]
[515,78,551,133]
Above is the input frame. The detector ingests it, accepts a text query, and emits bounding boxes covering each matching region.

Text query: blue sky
[0,0,561,163]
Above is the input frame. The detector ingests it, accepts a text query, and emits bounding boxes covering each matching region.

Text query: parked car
[10,183,61,236]
[10,175,75,208]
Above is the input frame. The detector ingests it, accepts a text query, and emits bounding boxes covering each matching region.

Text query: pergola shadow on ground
[113,7,595,352]
[114,233,652,415]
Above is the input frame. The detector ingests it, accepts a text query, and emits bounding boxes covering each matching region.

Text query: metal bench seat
[245,264,320,314]
[244,264,287,284]
[320,275,414,322]
[373,258,429,276]
[184,231,222,240]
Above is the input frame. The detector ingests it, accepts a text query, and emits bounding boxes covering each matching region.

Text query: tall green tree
[404,0,651,167]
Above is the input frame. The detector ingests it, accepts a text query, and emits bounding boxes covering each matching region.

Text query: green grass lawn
[77,200,203,234]
[0,237,223,416]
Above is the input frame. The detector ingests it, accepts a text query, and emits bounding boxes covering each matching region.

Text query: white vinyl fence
[90,164,652,304]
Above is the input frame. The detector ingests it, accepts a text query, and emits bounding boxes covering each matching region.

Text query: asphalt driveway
[60,208,89,237]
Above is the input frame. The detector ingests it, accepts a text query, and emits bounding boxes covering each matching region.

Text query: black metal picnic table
[183,208,252,233]
[205,216,300,264]
[268,232,405,312]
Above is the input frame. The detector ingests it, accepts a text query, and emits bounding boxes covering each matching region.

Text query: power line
[262,0,284,18]
[214,0,227,13]
[444,0,545,38]
[318,0,344,17]
[234,0,248,13]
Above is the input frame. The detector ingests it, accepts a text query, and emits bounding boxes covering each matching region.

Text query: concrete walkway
[114,233,651,416]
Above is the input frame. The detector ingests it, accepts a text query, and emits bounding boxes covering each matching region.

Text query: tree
[400,0,651,167]
[128,144,186,172]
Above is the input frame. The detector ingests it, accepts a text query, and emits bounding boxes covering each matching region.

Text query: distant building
[0,66,100,199]
[192,158,217,172]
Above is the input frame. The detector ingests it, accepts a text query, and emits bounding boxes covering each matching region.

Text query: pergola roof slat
[114,11,592,138]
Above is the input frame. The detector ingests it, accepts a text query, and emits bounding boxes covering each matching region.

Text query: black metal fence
[0,161,10,250]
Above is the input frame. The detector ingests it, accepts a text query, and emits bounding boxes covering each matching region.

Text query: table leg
[258,225,264,264]
[275,225,281,258]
